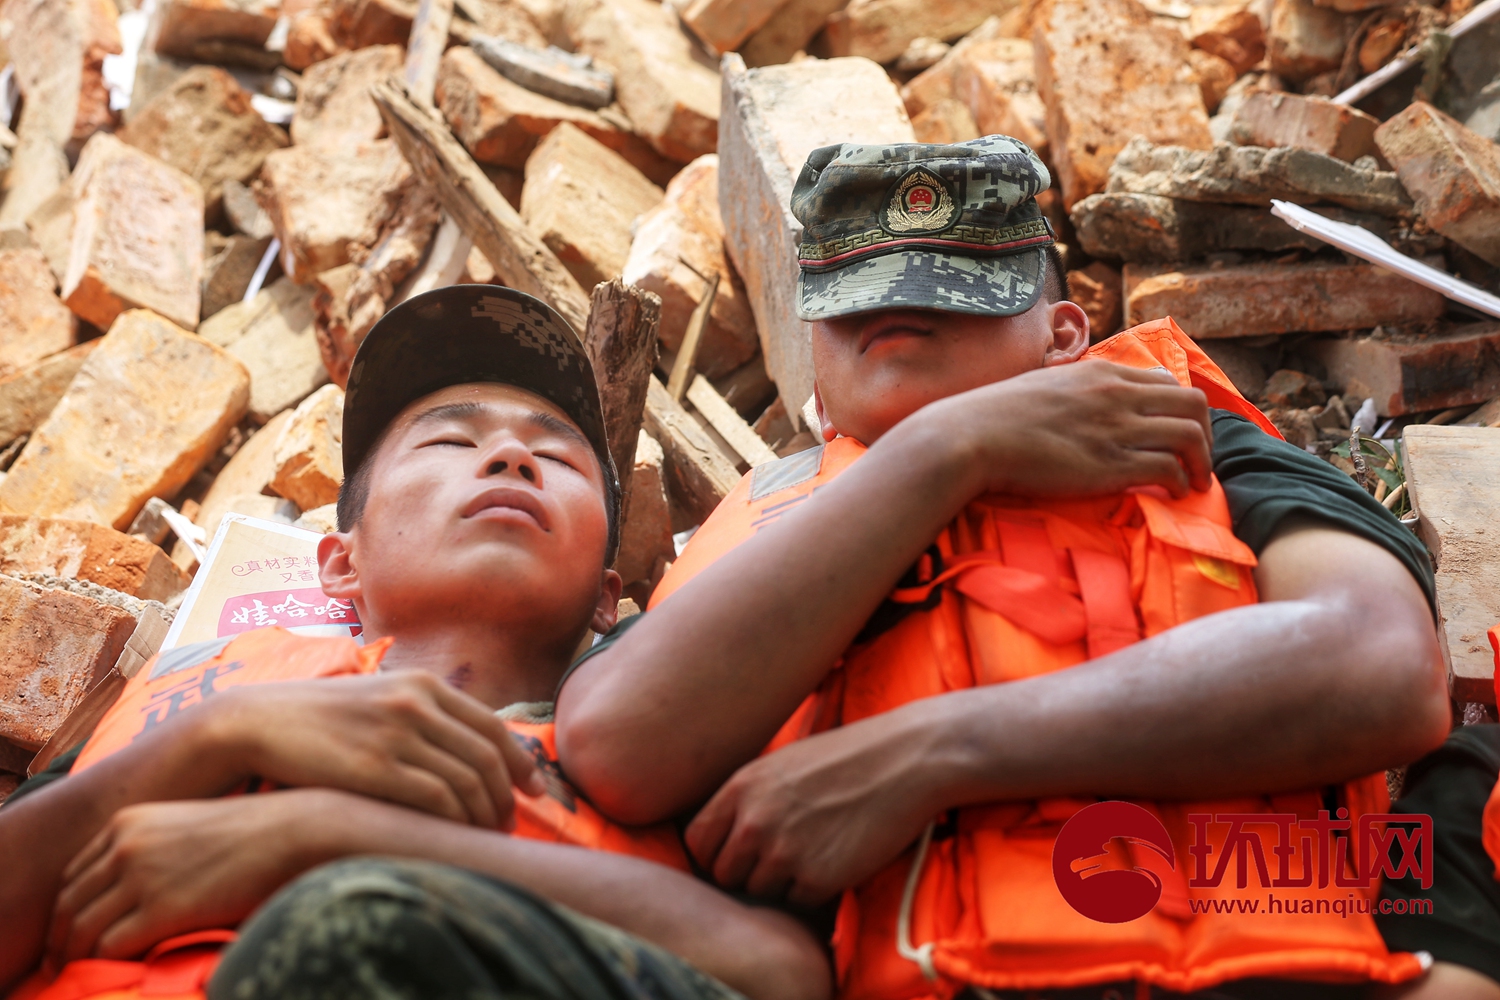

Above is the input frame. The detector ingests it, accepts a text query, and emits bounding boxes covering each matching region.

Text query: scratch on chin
[446,663,474,688]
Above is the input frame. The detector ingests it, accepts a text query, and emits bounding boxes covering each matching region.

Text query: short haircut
[336,419,622,567]
[1043,244,1069,304]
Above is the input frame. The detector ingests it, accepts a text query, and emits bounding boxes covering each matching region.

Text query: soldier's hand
[203,671,546,829]
[920,360,1214,500]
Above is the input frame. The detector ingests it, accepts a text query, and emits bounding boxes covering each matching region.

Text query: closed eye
[419,437,475,449]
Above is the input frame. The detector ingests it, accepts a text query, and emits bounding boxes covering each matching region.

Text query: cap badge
[883,169,957,234]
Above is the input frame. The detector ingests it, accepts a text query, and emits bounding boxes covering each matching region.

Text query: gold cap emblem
[883,169,957,234]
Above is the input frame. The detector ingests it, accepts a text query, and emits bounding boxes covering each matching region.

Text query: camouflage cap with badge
[791,135,1056,320]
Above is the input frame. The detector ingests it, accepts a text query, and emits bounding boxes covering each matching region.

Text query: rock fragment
[1122,260,1446,338]
[62,133,205,333]
[0,309,249,530]
[270,384,344,511]
[1188,4,1265,75]
[1067,261,1122,339]
[622,155,757,380]
[1035,0,1212,208]
[521,123,664,293]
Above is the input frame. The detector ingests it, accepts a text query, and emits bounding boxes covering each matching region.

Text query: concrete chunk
[1107,136,1414,216]
[0,516,189,601]
[1036,0,1212,208]
[117,65,289,220]
[0,576,136,749]
[521,123,664,293]
[200,277,329,423]
[270,383,344,511]
[62,134,205,332]
[0,341,99,447]
[292,44,404,150]
[622,155,757,380]
[0,309,250,530]
[0,248,77,379]
[1375,102,1500,267]
[567,0,720,163]
[825,0,1019,65]
[719,54,913,421]
[1308,322,1500,417]
[1228,92,1379,162]
[1122,260,1446,338]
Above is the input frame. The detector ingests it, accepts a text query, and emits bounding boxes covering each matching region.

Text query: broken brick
[0,575,136,749]
[1122,259,1446,339]
[521,123,664,294]
[148,0,279,60]
[615,429,673,589]
[1374,101,1500,268]
[0,247,77,379]
[1188,4,1265,75]
[196,407,294,530]
[910,98,981,144]
[679,0,787,55]
[117,65,290,221]
[1228,92,1380,163]
[1067,261,1122,339]
[622,155,758,380]
[201,233,274,321]
[292,44,403,150]
[1188,49,1236,114]
[0,515,189,601]
[1035,0,1212,208]
[62,134,206,333]
[739,0,850,68]
[1263,368,1326,408]
[824,0,1019,65]
[270,383,344,511]
[0,341,100,447]
[951,36,1047,156]
[1267,0,1359,84]
[1308,322,1500,417]
[199,276,329,423]
[0,0,120,154]
[0,309,250,530]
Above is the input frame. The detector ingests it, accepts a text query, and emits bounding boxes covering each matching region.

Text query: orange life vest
[18,627,687,1000]
[651,319,1420,997]
[1481,625,1500,876]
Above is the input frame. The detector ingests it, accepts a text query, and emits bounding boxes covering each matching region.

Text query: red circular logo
[1052,801,1176,923]
[904,185,936,213]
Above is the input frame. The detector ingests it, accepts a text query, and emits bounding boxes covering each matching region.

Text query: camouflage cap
[791,135,1055,321]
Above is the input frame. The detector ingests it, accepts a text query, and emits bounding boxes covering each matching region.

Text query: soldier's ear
[1042,300,1090,366]
[317,532,361,601]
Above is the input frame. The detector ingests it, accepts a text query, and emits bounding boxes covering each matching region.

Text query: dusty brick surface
[1036,0,1212,208]
[910,98,980,144]
[292,44,402,150]
[1375,101,1500,267]
[0,0,120,155]
[951,37,1046,156]
[622,155,757,380]
[62,134,205,332]
[615,429,673,588]
[1189,4,1264,75]
[0,341,99,447]
[0,248,77,379]
[0,515,189,601]
[0,309,250,530]
[825,0,1019,65]
[0,575,136,749]
[199,276,328,423]
[1309,322,1500,417]
[271,383,344,511]
[1068,261,1123,339]
[1123,260,1446,338]
[149,0,279,60]
[118,65,289,220]
[196,407,293,528]
[1267,0,1358,83]
[521,123,664,293]
[679,0,785,54]
[1228,92,1380,162]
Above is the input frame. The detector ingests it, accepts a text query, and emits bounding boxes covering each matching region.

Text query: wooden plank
[371,77,592,333]
[584,279,661,502]
[404,0,456,107]
[644,375,741,526]
[667,271,718,402]
[686,373,777,468]
[1403,424,1500,704]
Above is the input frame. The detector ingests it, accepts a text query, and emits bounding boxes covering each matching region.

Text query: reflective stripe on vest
[30,628,687,1000]
[651,319,1420,996]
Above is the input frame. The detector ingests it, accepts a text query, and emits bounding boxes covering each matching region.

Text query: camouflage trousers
[207,858,748,1000]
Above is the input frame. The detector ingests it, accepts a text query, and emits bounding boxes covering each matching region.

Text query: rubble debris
[615,429,673,591]
[1067,261,1123,339]
[0,575,137,750]
[0,515,189,602]
[895,36,952,74]
[719,54,913,422]
[740,0,850,68]
[1036,0,1212,208]
[685,373,777,469]
[644,374,739,528]
[222,179,274,240]
[201,232,275,320]
[1188,49,1236,114]
[1267,0,1358,83]
[1069,191,1382,260]
[0,309,250,531]
[292,44,404,149]
[825,0,1020,65]
[1188,4,1265,76]
[199,492,301,541]
[470,34,613,108]
[678,0,786,55]
[0,0,120,161]
[910,98,980,144]
[951,36,1047,156]
[1123,260,1446,338]
[1227,92,1380,163]
[1107,136,1414,216]
[149,0,280,63]
[1403,424,1500,704]
[63,133,205,332]
[0,341,99,448]
[270,383,344,511]
[285,7,345,70]
[1198,339,1268,399]
[1309,321,1500,417]
[1374,102,1500,267]
[0,248,77,378]
[622,155,758,380]
[200,276,329,422]
[294,502,339,533]
[566,0,720,163]
[118,65,290,220]
[901,17,1016,120]
[520,123,663,295]
[1263,368,1326,408]
[582,279,661,500]
[195,408,294,529]
[22,187,73,287]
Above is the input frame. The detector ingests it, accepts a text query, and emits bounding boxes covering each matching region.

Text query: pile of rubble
[0,0,1496,795]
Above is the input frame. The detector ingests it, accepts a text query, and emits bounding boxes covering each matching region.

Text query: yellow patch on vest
[1193,553,1241,589]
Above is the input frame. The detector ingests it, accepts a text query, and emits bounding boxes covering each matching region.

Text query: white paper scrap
[1269,200,1500,321]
